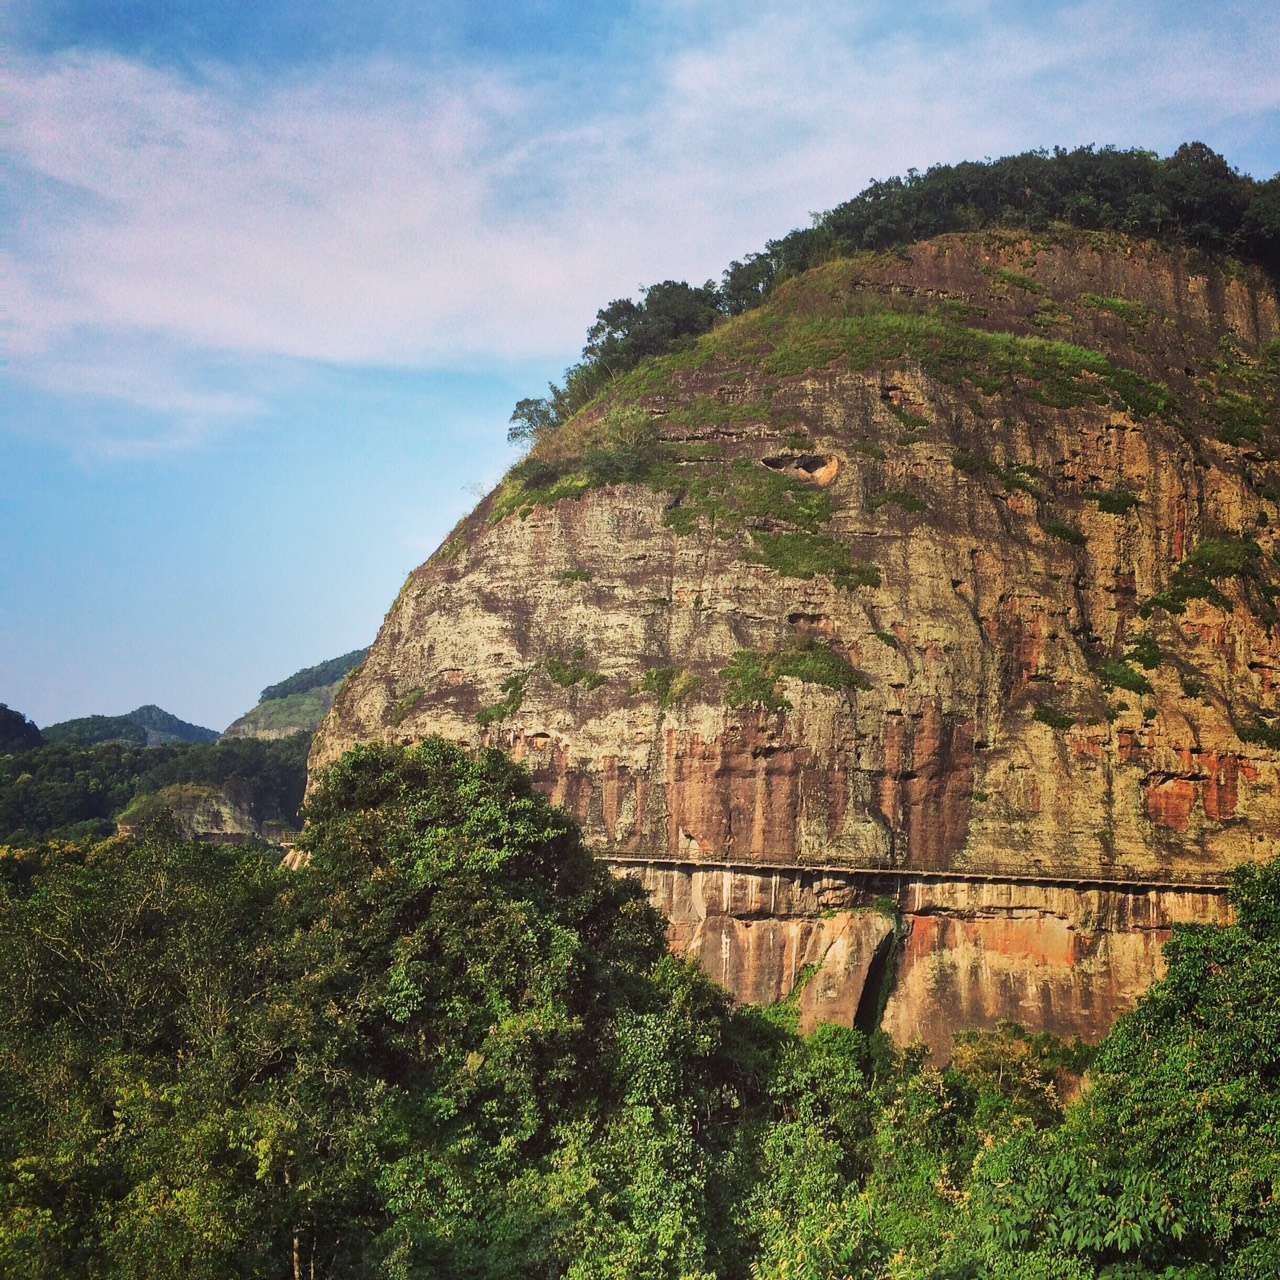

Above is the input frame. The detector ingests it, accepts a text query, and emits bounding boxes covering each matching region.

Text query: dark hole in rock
[854,929,897,1034]
[762,453,830,473]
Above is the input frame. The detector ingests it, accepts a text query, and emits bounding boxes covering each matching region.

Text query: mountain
[313,225,1279,1056]
[0,704,43,753]
[0,733,309,846]
[309,143,1280,1055]
[43,704,219,748]
[223,648,368,740]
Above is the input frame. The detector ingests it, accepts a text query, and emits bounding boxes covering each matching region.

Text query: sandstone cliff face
[611,860,1231,1061]
[313,231,1279,1051]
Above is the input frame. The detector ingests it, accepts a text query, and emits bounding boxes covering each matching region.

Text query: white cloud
[1,0,1278,453]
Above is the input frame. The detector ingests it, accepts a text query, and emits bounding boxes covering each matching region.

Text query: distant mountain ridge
[258,649,369,704]
[43,704,218,748]
[224,648,369,741]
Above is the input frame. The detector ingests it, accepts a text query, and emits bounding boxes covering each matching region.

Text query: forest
[2,739,1276,1279]
[0,733,310,846]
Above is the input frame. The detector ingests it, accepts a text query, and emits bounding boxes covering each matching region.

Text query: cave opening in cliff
[853,927,899,1034]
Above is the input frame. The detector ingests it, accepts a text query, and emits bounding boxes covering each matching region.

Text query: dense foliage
[258,648,370,704]
[0,705,42,753]
[0,733,310,845]
[510,143,1280,440]
[1,737,1276,1277]
[42,704,218,748]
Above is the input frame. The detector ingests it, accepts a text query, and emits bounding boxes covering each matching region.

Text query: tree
[507,395,560,446]
[1242,177,1280,273]
[969,860,1280,1276]
[0,827,287,1277]
[0,705,42,754]
[583,279,722,372]
[1157,141,1250,248]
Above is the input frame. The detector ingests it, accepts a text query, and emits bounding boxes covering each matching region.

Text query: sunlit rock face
[313,230,1278,1053]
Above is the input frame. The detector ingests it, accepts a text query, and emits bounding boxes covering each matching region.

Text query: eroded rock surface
[313,231,1278,1049]
[606,861,1231,1057]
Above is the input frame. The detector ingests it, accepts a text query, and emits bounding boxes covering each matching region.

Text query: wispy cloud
[2,0,1278,454]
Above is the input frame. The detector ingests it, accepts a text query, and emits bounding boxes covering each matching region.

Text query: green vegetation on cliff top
[258,648,369,704]
[228,684,337,735]
[508,142,1279,442]
[481,145,1280,617]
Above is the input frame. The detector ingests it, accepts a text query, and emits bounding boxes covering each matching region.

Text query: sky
[2,0,1278,731]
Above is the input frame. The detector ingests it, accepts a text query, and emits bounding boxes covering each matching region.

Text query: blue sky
[2,0,1278,730]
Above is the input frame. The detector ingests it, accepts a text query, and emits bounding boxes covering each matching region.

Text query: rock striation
[313,230,1279,1053]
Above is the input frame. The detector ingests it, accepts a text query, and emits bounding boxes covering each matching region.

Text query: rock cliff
[116,779,300,846]
[312,230,1279,1052]
[223,683,343,740]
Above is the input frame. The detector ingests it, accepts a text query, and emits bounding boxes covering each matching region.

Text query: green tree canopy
[0,704,42,754]
[3,738,1278,1278]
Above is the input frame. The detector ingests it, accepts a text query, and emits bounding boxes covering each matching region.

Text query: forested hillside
[2,738,1276,1278]
[0,705,42,753]
[258,649,369,703]
[0,734,309,845]
[42,704,218,748]
[224,649,369,740]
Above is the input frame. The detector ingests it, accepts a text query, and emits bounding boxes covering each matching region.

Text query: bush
[637,667,702,709]
[1096,659,1154,695]
[544,645,607,690]
[476,669,531,726]
[749,530,881,590]
[1125,633,1162,669]
[1033,704,1074,731]
[1042,517,1086,546]
[866,488,927,514]
[1142,535,1264,616]
[722,640,871,710]
[1089,487,1140,514]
